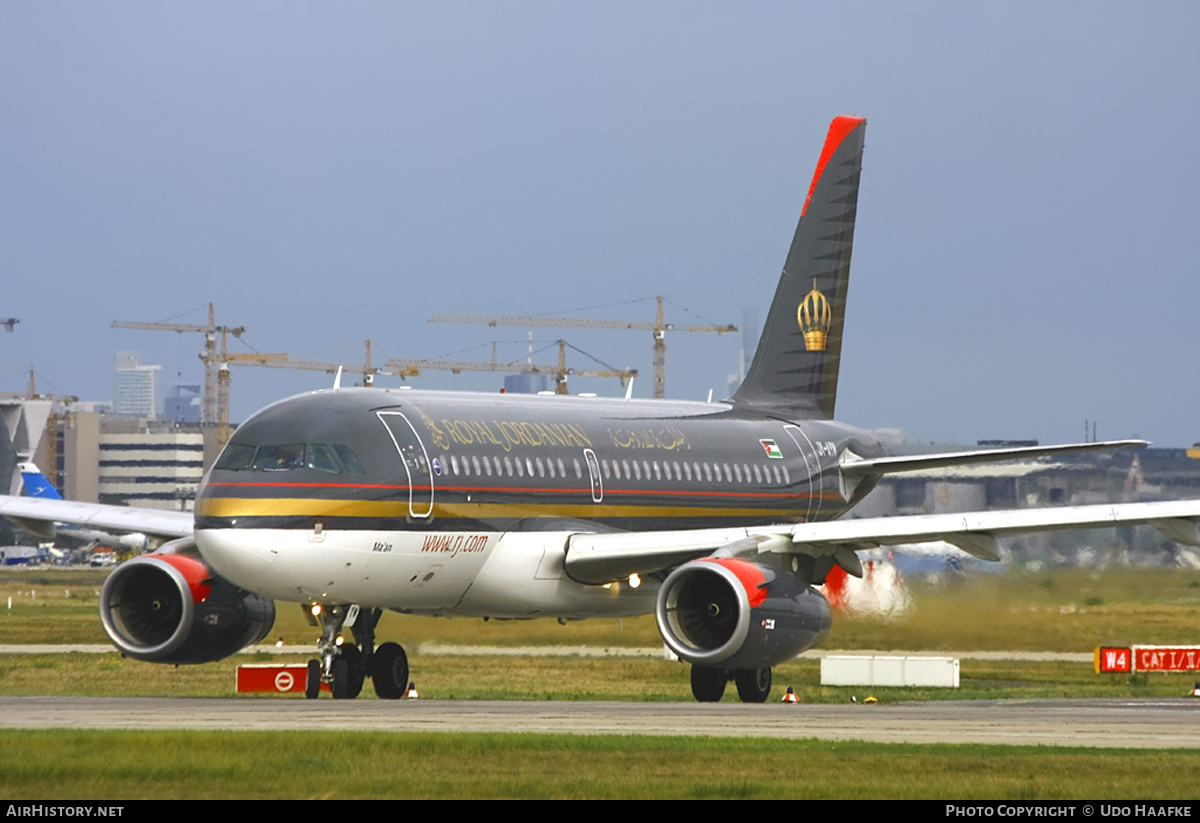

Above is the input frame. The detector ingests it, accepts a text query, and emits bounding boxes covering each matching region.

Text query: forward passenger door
[377,411,435,519]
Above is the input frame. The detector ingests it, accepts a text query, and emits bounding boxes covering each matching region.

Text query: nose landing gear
[304,604,409,700]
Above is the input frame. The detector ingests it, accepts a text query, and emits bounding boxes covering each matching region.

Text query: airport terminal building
[56,412,221,511]
[1,399,220,512]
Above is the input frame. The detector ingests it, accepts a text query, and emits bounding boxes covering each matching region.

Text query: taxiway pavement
[0,696,1195,748]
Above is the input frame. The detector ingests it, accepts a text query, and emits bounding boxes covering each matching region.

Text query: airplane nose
[195,529,276,588]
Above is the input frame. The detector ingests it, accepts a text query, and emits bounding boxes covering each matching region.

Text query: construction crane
[26,369,77,491]
[112,304,244,426]
[429,296,735,398]
[386,339,637,395]
[227,340,398,387]
[211,329,289,447]
[226,340,430,443]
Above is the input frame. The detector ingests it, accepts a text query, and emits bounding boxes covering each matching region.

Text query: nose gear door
[377,411,434,519]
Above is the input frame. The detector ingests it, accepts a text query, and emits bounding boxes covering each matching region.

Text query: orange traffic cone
[780,686,798,704]
[404,681,420,699]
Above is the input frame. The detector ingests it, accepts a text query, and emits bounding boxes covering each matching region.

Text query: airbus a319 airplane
[5,115,1200,702]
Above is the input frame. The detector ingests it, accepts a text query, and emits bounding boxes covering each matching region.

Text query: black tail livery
[731,115,865,417]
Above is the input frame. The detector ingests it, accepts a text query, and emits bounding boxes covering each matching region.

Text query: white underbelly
[195,527,657,619]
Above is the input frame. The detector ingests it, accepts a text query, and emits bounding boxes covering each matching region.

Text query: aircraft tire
[690,666,726,702]
[332,658,351,699]
[339,644,365,698]
[735,667,772,703]
[372,642,408,700]
[305,659,321,699]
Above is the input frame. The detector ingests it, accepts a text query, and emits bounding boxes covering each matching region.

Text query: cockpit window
[333,444,365,475]
[213,441,366,475]
[252,444,306,471]
[214,443,255,471]
[306,443,342,474]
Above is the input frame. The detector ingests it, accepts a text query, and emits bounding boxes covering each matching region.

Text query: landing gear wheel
[305,659,321,699]
[338,643,365,698]
[332,658,350,699]
[372,642,409,700]
[735,667,772,703]
[690,666,726,702]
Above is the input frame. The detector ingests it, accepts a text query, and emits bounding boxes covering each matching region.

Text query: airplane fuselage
[193,386,885,617]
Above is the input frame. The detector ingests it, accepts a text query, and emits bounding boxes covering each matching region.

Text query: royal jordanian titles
[6,115,1200,702]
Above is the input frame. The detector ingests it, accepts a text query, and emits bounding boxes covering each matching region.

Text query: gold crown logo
[797,280,831,352]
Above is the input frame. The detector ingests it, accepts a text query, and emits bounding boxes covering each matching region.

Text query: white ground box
[820,655,960,688]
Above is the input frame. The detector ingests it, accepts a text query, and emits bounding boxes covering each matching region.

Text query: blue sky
[3,2,1198,446]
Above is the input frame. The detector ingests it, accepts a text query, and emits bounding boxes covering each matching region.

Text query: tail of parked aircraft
[18,463,62,500]
[730,115,866,417]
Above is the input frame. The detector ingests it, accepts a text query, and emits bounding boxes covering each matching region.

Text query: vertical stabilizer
[19,462,62,500]
[730,116,866,417]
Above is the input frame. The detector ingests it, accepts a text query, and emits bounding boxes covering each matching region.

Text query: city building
[112,352,161,419]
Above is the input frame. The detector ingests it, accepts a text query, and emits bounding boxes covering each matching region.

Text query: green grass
[824,567,1200,652]
[0,653,1196,703]
[1,565,1198,703]
[3,566,1198,651]
[0,730,1195,799]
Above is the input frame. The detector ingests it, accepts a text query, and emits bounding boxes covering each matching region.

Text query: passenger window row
[440,454,581,480]
[434,453,789,486]
[216,441,789,487]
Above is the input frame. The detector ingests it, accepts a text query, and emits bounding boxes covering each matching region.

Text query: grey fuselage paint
[195,387,886,536]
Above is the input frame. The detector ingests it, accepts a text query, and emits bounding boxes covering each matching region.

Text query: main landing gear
[690,665,773,703]
[305,604,410,700]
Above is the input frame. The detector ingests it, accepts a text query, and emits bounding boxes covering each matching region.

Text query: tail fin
[730,115,866,417]
[18,463,62,500]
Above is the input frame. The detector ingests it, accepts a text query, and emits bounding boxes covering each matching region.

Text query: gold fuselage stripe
[195,496,810,520]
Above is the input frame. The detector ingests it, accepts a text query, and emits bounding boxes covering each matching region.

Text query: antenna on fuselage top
[624,376,635,401]
[333,366,343,391]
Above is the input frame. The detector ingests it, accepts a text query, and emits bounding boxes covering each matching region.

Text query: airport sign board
[1094,646,1200,673]
[236,663,315,693]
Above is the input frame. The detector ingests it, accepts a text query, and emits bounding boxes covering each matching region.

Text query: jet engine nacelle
[100,553,275,664]
[655,557,831,670]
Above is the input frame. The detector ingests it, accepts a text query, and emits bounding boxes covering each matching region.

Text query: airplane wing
[563,498,1200,585]
[0,496,193,541]
[839,439,1148,477]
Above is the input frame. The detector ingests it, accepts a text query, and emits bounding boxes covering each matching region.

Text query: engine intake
[100,554,275,664]
[656,557,831,669]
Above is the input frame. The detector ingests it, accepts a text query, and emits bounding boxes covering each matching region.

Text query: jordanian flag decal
[760,439,783,459]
